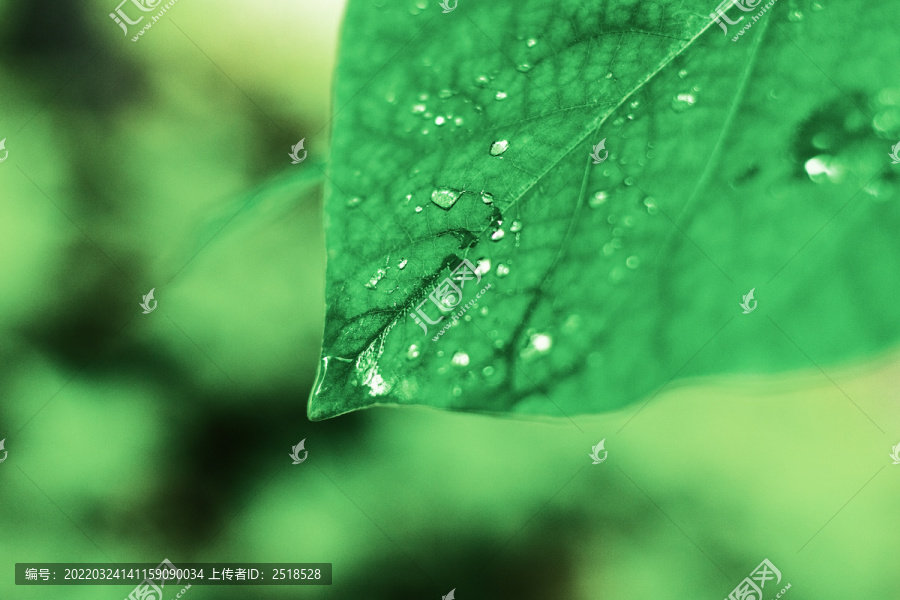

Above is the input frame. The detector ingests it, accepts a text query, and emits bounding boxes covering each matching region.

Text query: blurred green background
[1,0,899,598]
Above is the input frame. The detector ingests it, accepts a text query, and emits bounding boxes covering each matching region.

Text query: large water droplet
[398,259,408,269]
[495,91,508,101]
[431,188,462,209]
[475,258,491,276]
[481,192,494,204]
[491,229,505,241]
[804,155,844,183]
[490,140,510,156]
[435,116,446,126]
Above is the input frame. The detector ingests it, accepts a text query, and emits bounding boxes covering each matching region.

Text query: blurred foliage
[1,1,899,599]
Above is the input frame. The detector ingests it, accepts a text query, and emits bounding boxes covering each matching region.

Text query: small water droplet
[788,9,803,21]
[481,192,494,204]
[415,206,423,213]
[431,188,462,209]
[643,197,658,214]
[480,306,489,316]
[454,116,464,126]
[490,140,510,156]
[589,191,609,207]
[412,103,426,114]
[510,220,522,232]
[496,263,510,277]
[526,38,537,47]
[626,255,640,269]
[407,344,420,359]
[630,100,640,110]
[475,75,490,87]
[347,196,362,207]
[438,88,453,99]
[678,69,688,79]
[491,229,505,241]
[482,365,496,376]
[435,116,446,126]
[398,259,408,269]
[605,72,613,79]
[495,91,508,100]
[811,1,824,11]
[623,177,634,186]
[671,92,696,113]
[452,351,470,367]
[418,92,429,101]
[563,315,581,334]
[517,63,532,72]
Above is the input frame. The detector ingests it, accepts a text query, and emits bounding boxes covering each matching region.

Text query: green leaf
[309,0,900,420]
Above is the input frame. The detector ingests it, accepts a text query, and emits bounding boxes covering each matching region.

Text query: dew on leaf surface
[490,140,510,156]
[431,188,462,209]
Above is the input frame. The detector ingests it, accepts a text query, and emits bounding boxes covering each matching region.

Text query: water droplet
[626,255,640,269]
[452,385,463,397]
[491,229,505,241]
[482,365,496,377]
[438,88,453,99]
[475,258,491,275]
[481,192,494,204]
[398,259,408,269]
[811,1,824,11]
[788,9,803,21]
[678,69,689,79]
[510,220,522,232]
[589,191,609,207]
[475,75,490,87]
[412,103,426,114]
[630,100,640,110]
[435,116,446,126]
[495,91,508,100]
[605,72,613,79]
[347,196,362,207]
[623,177,634,186]
[480,306,489,316]
[452,351,470,367]
[418,92,429,101]
[490,140,509,156]
[454,117,464,126]
[431,188,462,210]
[415,206,423,213]
[643,197,658,214]
[496,263,510,277]
[407,344,420,359]
[517,63,532,72]
[671,92,696,113]
[365,268,387,289]
[563,315,581,334]
[526,38,537,47]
